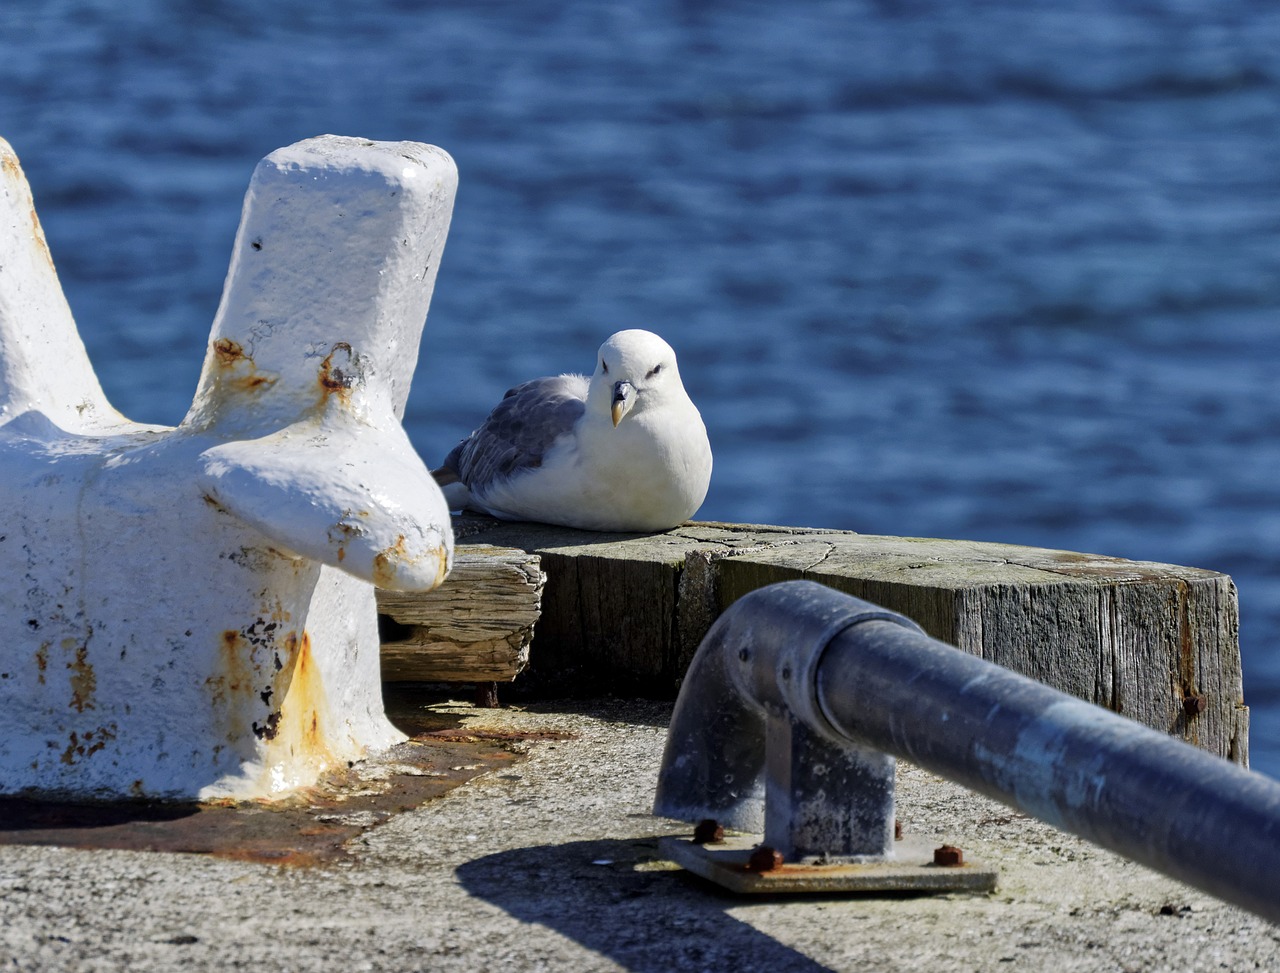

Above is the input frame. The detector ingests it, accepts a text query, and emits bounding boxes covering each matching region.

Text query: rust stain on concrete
[0,729,530,866]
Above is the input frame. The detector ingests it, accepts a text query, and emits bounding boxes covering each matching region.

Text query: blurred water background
[3,1,1278,774]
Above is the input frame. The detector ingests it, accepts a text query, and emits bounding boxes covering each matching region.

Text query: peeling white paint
[0,135,457,800]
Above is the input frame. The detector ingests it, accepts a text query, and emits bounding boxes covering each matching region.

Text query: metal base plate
[659,834,998,895]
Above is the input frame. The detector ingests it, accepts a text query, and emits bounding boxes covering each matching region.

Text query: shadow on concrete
[457,836,837,973]
[0,797,198,830]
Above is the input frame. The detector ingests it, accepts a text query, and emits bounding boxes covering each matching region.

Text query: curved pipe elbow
[652,580,921,830]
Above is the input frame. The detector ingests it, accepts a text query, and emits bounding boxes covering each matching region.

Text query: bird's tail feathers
[432,471,471,512]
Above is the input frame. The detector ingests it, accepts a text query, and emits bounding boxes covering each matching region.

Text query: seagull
[433,329,712,532]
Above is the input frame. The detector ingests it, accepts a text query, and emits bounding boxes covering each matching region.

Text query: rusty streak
[213,338,246,365]
[58,725,116,766]
[30,206,54,270]
[371,536,448,590]
[210,337,277,393]
[318,342,361,403]
[67,645,96,713]
[371,535,410,588]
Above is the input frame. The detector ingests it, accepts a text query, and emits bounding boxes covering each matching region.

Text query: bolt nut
[747,846,784,872]
[692,819,725,844]
[934,845,964,867]
[1183,693,1207,717]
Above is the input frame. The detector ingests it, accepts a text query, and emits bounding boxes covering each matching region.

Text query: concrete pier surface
[1,699,1276,973]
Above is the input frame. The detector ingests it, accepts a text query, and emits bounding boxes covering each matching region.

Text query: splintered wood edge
[376,543,544,682]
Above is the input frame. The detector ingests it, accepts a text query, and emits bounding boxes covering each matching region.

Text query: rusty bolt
[1183,693,1207,717]
[934,845,964,867]
[894,819,903,841]
[692,819,725,845]
[746,846,784,872]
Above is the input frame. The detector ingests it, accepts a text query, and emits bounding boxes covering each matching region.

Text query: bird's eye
[646,363,663,379]
[602,360,609,374]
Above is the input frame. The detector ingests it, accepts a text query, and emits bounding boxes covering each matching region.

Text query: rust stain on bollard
[1,151,55,272]
[29,206,52,269]
[372,535,412,588]
[58,724,118,767]
[270,631,333,766]
[66,644,97,714]
[318,342,361,403]
[372,537,450,591]
[211,337,278,394]
[213,338,247,365]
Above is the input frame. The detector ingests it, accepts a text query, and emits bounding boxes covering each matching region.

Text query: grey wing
[439,375,588,494]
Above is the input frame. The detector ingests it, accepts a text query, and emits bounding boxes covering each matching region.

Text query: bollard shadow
[0,797,204,855]
[0,797,198,832]
[456,836,839,973]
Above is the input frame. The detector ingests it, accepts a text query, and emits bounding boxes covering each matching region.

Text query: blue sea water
[3,1,1279,773]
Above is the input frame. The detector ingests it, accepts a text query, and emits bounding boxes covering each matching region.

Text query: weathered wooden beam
[710,532,1245,766]
[429,515,1246,766]
[376,543,543,683]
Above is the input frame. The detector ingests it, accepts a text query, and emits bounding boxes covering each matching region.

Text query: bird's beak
[611,381,636,427]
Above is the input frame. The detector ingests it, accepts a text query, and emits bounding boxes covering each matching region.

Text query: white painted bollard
[0,135,456,800]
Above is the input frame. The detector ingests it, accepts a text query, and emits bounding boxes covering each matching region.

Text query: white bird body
[437,330,712,532]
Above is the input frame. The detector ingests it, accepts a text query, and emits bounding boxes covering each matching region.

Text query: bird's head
[590,329,682,427]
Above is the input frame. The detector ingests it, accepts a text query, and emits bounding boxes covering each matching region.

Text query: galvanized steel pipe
[654,580,1280,923]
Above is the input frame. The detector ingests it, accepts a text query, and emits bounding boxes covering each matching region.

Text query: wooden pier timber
[377,514,1247,765]
[377,544,543,683]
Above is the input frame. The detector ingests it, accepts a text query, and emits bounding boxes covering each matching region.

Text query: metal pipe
[654,580,1280,923]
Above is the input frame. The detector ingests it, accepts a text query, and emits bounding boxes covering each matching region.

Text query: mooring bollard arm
[197,396,452,592]
[0,134,457,800]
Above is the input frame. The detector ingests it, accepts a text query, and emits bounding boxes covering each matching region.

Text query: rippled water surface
[3,1,1279,772]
